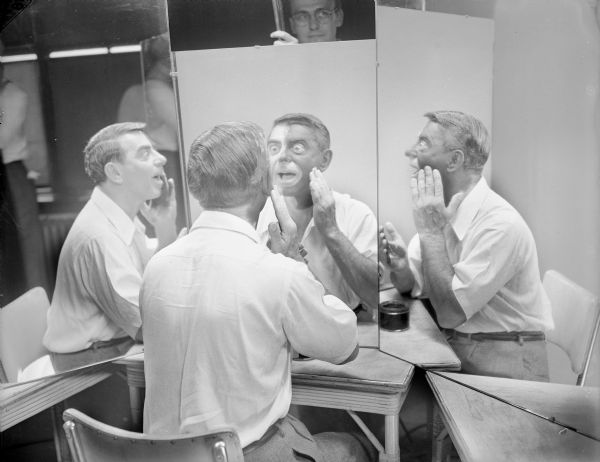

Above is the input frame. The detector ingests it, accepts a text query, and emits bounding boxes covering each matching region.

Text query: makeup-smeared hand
[379,222,409,273]
[140,176,176,225]
[267,186,302,260]
[309,168,337,237]
[410,167,464,236]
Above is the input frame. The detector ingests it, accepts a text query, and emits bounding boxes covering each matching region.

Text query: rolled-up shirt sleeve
[81,237,142,339]
[282,264,358,364]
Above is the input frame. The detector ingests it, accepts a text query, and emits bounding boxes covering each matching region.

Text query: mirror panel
[173,42,378,347]
[376,1,600,441]
[0,0,172,387]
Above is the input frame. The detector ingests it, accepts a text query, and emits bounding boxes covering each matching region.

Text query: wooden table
[117,348,413,462]
[427,372,600,461]
[0,365,113,461]
[379,287,461,370]
[292,348,414,462]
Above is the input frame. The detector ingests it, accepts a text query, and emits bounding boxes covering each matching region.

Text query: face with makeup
[404,121,455,178]
[267,123,332,198]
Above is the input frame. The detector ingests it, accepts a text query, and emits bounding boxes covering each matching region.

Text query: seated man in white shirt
[43,122,177,371]
[141,121,375,461]
[379,110,554,381]
[257,113,378,315]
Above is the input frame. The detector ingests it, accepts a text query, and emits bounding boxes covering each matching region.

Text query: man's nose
[308,15,319,29]
[154,151,167,166]
[405,148,416,159]
[277,148,292,162]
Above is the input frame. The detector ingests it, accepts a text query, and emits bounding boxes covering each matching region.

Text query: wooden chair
[0,286,50,382]
[543,269,600,385]
[62,408,244,462]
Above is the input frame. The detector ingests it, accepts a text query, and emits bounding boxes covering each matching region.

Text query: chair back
[543,270,600,385]
[0,287,50,382]
[62,408,244,462]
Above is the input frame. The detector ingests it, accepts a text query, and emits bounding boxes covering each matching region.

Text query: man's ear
[318,149,333,171]
[447,149,464,172]
[104,161,124,184]
[335,9,344,28]
[289,17,297,35]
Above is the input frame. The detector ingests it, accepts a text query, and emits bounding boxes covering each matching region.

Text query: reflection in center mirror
[376,0,600,447]
[168,0,379,350]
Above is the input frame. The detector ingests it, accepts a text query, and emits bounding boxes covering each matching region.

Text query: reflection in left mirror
[0,0,175,388]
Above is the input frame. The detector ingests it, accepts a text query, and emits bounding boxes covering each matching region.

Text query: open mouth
[277,172,296,181]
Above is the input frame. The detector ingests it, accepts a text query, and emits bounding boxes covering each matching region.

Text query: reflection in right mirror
[376,0,600,450]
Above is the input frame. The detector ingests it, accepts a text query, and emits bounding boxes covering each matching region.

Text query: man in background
[379,110,553,381]
[258,113,378,315]
[43,122,177,371]
[0,40,47,305]
[141,121,374,461]
[271,0,343,45]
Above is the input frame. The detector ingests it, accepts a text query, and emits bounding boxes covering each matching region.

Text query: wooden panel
[434,371,600,440]
[428,372,600,462]
[379,289,461,370]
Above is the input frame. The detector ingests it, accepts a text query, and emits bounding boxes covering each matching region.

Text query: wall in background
[492,0,600,385]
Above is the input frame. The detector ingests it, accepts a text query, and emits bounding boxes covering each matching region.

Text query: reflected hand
[271,30,299,45]
[267,186,302,260]
[309,168,337,237]
[379,222,408,273]
[410,167,464,236]
[140,176,176,226]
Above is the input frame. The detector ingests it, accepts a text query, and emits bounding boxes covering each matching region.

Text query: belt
[443,329,545,345]
[90,336,131,351]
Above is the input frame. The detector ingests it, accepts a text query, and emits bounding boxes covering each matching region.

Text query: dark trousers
[0,158,47,305]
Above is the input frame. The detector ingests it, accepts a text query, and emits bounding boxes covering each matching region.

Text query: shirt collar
[451,177,490,241]
[190,210,260,243]
[90,187,145,245]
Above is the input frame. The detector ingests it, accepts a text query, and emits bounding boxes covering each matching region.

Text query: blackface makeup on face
[404,121,452,176]
[267,124,327,197]
[116,131,167,202]
[289,0,343,43]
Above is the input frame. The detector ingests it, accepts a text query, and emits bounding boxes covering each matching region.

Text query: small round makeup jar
[379,300,410,332]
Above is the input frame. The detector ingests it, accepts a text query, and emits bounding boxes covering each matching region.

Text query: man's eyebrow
[286,137,307,145]
[135,144,153,154]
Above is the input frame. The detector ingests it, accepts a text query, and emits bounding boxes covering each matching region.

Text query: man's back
[141,211,357,446]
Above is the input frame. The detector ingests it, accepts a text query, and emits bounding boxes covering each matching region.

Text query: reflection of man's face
[267,123,329,197]
[116,132,167,201]
[405,122,452,177]
[289,0,343,43]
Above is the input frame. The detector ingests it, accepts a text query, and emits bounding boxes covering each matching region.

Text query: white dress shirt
[43,187,155,352]
[141,211,358,447]
[256,191,378,309]
[408,177,554,333]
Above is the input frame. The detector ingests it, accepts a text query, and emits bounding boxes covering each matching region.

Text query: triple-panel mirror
[1,0,598,444]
